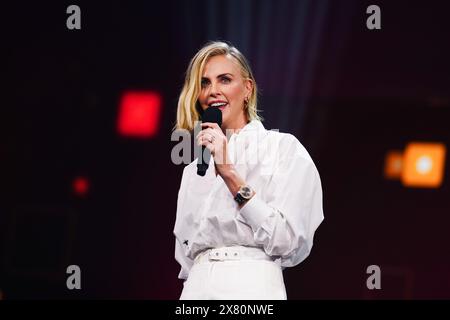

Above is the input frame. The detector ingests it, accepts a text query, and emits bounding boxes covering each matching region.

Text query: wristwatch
[234,185,254,205]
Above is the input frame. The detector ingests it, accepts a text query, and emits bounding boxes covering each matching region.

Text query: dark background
[1,0,450,299]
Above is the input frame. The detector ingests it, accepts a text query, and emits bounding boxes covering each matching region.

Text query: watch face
[241,186,252,199]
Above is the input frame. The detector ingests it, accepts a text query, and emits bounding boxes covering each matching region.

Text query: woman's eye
[201,79,210,87]
[221,77,231,83]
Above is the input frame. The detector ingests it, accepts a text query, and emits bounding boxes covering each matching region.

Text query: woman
[173,41,324,300]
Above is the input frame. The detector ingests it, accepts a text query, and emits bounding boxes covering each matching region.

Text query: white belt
[194,245,272,263]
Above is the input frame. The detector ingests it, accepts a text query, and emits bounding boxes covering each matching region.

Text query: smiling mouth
[209,102,228,110]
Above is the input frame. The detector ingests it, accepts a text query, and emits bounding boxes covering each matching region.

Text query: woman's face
[198,54,252,130]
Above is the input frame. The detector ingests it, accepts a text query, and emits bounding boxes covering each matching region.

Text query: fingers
[201,122,221,130]
[196,127,217,141]
[196,130,214,143]
[196,135,215,154]
[202,134,214,143]
[196,122,224,156]
[196,131,215,145]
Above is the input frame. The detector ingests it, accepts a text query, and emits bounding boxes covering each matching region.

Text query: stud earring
[244,96,249,108]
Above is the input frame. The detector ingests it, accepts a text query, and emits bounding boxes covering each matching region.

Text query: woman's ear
[245,79,253,97]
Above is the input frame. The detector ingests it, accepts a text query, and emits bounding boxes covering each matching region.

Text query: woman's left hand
[196,122,232,176]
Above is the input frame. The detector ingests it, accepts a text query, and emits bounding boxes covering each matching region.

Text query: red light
[73,176,89,196]
[117,91,162,138]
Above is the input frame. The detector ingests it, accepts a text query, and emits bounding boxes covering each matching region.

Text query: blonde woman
[173,41,324,300]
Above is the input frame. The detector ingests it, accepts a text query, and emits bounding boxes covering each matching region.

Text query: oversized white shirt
[173,120,324,280]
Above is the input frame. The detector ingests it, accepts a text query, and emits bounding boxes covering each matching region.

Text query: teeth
[211,102,227,107]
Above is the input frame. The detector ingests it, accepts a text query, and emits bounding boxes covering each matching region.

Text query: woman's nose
[209,81,220,96]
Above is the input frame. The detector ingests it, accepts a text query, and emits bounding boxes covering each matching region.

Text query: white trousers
[179,246,287,300]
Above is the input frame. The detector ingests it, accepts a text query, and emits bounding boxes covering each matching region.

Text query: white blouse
[173,120,324,280]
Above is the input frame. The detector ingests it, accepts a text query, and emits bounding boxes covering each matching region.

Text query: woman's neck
[222,114,249,137]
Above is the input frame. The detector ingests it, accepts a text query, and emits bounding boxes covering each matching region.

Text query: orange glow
[401,142,446,188]
[384,150,404,180]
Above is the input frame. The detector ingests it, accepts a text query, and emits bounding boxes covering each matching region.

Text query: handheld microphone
[197,107,222,176]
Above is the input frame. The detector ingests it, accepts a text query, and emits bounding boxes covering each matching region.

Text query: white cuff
[236,194,273,233]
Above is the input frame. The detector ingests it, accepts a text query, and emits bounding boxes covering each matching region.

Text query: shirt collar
[230,120,266,141]
[227,120,267,164]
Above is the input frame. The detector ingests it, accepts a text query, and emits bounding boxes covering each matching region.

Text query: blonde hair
[175,41,261,131]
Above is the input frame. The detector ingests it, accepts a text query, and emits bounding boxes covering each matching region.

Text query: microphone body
[197,107,222,176]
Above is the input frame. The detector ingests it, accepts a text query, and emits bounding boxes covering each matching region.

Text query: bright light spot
[415,155,433,174]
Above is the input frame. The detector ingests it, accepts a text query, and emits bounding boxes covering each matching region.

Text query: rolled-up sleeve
[236,136,324,268]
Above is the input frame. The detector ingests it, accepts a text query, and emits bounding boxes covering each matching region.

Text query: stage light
[384,150,403,180]
[117,91,162,138]
[401,142,446,188]
[73,176,89,196]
